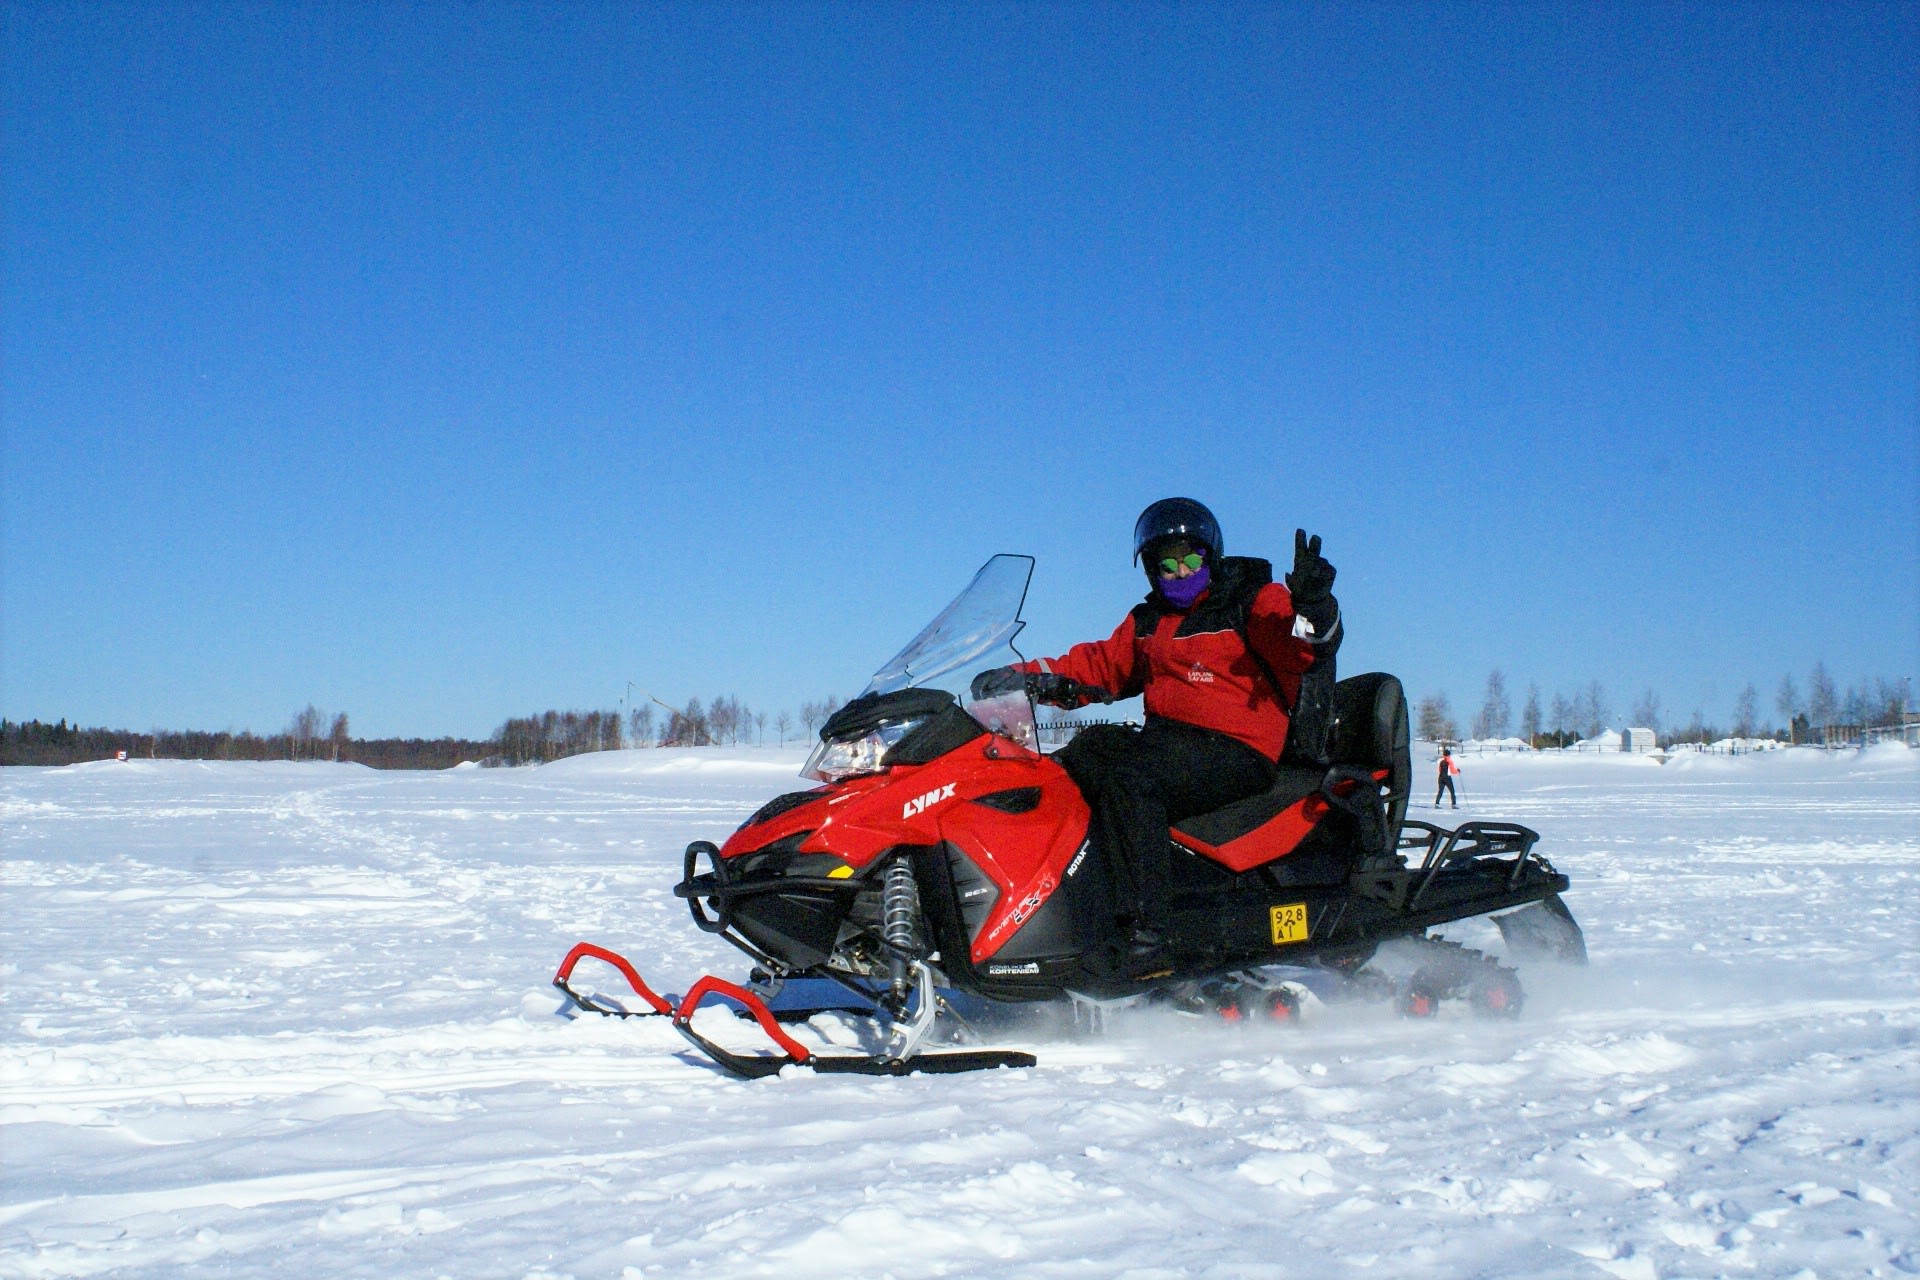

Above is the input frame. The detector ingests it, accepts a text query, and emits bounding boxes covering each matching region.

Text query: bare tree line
[287,704,352,760]
[19,661,1905,769]
[2,716,490,769]
[1415,663,1912,748]
[494,709,626,764]
[5,691,856,770]
[492,694,846,764]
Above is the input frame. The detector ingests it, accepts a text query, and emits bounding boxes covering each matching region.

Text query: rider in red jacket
[972,498,1341,963]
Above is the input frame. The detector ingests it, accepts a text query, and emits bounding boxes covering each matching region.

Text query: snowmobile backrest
[1329,672,1411,834]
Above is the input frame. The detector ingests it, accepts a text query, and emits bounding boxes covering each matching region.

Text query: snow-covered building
[1623,727,1657,754]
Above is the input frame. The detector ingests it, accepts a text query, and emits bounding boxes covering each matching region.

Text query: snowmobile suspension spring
[882,859,922,956]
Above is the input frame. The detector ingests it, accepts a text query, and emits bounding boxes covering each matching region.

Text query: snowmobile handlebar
[1044,675,1121,706]
[1023,672,1113,709]
[969,667,1113,708]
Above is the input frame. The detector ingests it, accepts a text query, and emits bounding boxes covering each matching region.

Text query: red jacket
[1023,557,1321,761]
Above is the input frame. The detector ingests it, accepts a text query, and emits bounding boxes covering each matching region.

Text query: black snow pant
[1436,773,1457,807]
[1055,718,1275,934]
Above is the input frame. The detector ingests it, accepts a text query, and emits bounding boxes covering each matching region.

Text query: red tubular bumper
[552,941,674,1017]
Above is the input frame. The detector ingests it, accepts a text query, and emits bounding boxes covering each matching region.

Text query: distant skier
[1436,746,1460,808]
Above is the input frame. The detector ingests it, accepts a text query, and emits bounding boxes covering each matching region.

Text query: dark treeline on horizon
[1,718,495,769]
[2,693,849,769]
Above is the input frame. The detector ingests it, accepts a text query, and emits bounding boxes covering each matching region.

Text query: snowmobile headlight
[801,716,930,783]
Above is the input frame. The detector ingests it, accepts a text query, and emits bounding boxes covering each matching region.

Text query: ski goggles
[1157,551,1206,575]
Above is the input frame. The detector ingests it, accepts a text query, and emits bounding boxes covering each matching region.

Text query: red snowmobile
[555,555,1586,1077]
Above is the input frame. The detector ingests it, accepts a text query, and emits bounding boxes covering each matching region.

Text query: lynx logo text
[903,783,958,820]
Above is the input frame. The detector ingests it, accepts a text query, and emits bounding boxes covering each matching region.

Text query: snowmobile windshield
[865,554,1034,697]
[805,554,1038,771]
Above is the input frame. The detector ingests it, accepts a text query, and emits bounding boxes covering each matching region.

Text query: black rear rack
[1349,819,1560,914]
[1398,820,1546,909]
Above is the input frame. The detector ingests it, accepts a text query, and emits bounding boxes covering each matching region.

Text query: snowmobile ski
[673,975,1036,1079]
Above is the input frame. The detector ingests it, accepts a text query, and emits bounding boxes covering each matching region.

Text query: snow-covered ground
[4,745,1916,1279]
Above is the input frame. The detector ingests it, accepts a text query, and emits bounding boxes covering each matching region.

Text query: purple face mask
[1158,564,1210,608]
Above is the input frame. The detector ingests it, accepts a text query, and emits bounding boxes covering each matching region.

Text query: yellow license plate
[1270,902,1309,945]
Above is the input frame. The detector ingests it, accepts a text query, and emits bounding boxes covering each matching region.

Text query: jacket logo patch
[902,782,957,820]
[1186,664,1216,684]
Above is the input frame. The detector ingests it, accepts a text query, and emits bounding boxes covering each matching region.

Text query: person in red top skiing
[971,498,1342,960]
[1436,745,1460,809]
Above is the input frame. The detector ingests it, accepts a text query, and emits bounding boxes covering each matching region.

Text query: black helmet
[1132,497,1222,564]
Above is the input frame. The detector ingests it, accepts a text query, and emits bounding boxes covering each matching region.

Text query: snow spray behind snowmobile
[555,555,1586,1076]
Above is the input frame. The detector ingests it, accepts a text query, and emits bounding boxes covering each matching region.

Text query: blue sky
[5,2,1916,741]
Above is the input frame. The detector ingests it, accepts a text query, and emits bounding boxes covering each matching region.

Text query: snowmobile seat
[1170,672,1411,881]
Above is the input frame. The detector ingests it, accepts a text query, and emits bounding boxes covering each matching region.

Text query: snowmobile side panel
[931,752,1093,964]
[911,842,1089,1002]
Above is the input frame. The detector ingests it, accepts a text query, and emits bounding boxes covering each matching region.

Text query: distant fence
[1426,735,1912,759]
[1852,720,1920,748]
[1037,717,1137,745]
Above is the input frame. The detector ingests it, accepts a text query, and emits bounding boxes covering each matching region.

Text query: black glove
[1286,529,1336,603]
[969,666,1028,701]
[1028,672,1112,708]
[969,667,1114,707]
